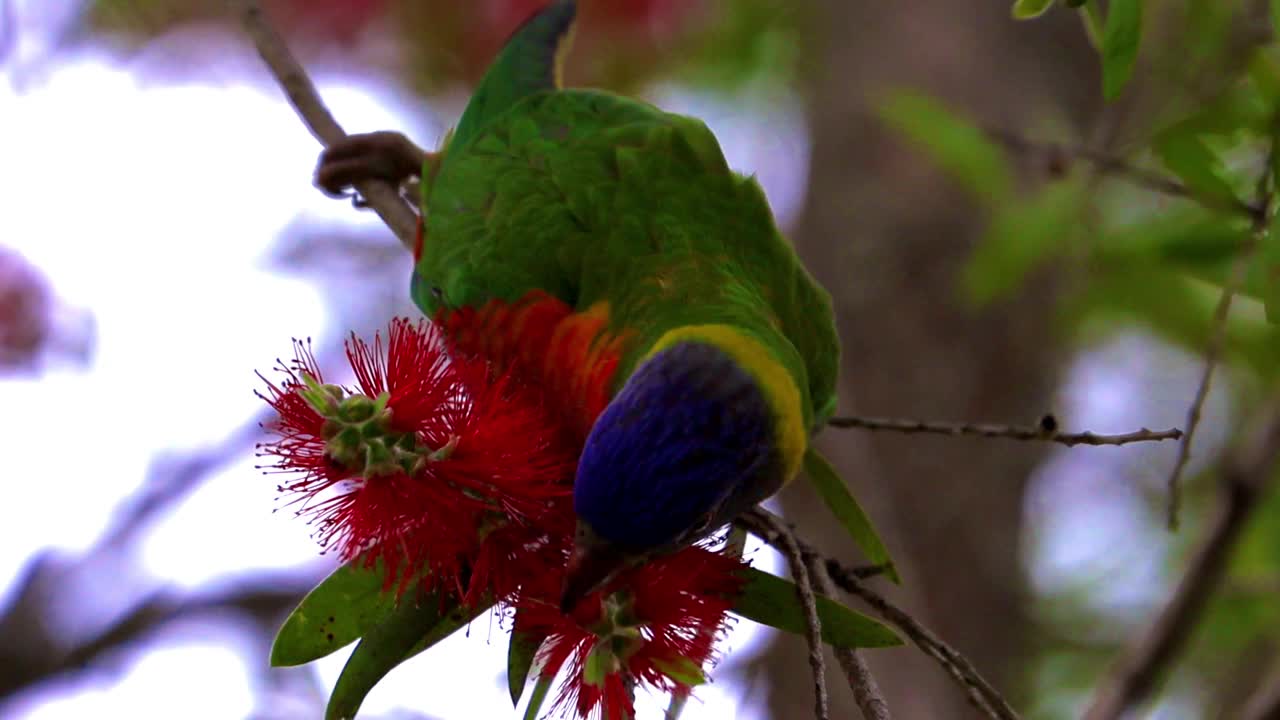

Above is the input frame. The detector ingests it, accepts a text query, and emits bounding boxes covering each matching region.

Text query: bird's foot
[314,131,429,199]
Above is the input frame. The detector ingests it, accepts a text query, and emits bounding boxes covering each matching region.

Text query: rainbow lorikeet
[316,0,839,612]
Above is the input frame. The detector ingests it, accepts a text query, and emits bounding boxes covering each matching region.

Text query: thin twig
[1164,253,1248,529]
[1164,142,1275,530]
[758,512,830,720]
[799,536,892,720]
[0,567,314,700]
[827,414,1182,447]
[740,510,1019,720]
[1083,398,1280,720]
[985,127,1266,223]
[228,0,419,250]
[1241,660,1280,720]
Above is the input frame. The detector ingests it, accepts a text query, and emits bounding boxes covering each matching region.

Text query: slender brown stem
[757,512,831,720]
[740,509,1019,720]
[1084,399,1280,720]
[1164,142,1275,530]
[827,414,1182,447]
[1241,660,1280,720]
[228,0,419,250]
[984,127,1266,223]
[800,538,893,720]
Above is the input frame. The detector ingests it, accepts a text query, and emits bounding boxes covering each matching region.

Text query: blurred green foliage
[890,0,1280,713]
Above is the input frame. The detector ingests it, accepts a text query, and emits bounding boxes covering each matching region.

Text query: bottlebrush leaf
[270,558,399,667]
[1012,0,1055,20]
[1264,210,1280,324]
[878,91,1011,205]
[803,448,900,583]
[522,675,555,720]
[731,567,901,649]
[1101,0,1143,99]
[651,656,708,687]
[325,592,489,720]
[1153,129,1239,205]
[507,606,548,706]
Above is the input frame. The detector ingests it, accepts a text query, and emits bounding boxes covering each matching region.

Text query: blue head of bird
[560,339,785,611]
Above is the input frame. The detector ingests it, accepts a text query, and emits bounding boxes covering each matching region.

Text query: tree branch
[826,413,1182,447]
[0,567,314,700]
[800,536,892,720]
[757,512,831,720]
[1163,143,1274,529]
[984,127,1266,223]
[228,0,419,250]
[1083,398,1280,720]
[739,509,1018,720]
[1242,661,1280,720]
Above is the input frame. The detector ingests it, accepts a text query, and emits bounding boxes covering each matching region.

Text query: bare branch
[1084,398,1280,720]
[799,535,892,720]
[740,510,1019,720]
[1164,142,1274,529]
[826,414,1182,447]
[1242,661,1280,720]
[0,567,314,700]
[1164,253,1247,529]
[984,127,1265,223]
[228,0,419,250]
[757,512,830,720]
[100,410,271,550]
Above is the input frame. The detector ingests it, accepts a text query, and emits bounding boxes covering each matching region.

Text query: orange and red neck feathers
[437,290,632,443]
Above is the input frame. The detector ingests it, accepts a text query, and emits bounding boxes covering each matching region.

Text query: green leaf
[1075,261,1280,376]
[1272,0,1280,40]
[270,559,398,667]
[731,567,901,649]
[878,91,1011,204]
[651,656,707,687]
[1249,50,1280,110]
[522,675,554,720]
[803,449,899,583]
[507,606,548,706]
[1093,207,1248,281]
[1165,82,1271,139]
[1077,0,1104,49]
[325,592,488,720]
[1101,0,1143,100]
[964,180,1083,304]
[1153,130,1239,205]
[583,644,610,687]
[1012,0,1055,20]
[1263,213,1280,323]
[1069,265,1213,353]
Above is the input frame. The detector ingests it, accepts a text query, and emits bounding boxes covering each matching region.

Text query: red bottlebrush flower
[516,545,747,720]
[257,317,576,600]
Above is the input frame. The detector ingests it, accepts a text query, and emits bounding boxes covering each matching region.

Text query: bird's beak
[560,522,630,614]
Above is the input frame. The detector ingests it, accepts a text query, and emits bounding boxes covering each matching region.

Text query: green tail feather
[449,0,577,153]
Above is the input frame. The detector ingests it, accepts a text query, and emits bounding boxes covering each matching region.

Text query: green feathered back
[445,0,576,155]
[414,4,839,430]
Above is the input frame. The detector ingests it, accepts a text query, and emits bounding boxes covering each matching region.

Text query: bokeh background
[2,0,1276,718]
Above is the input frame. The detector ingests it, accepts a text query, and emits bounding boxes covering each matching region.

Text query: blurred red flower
[270,0,389,45]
